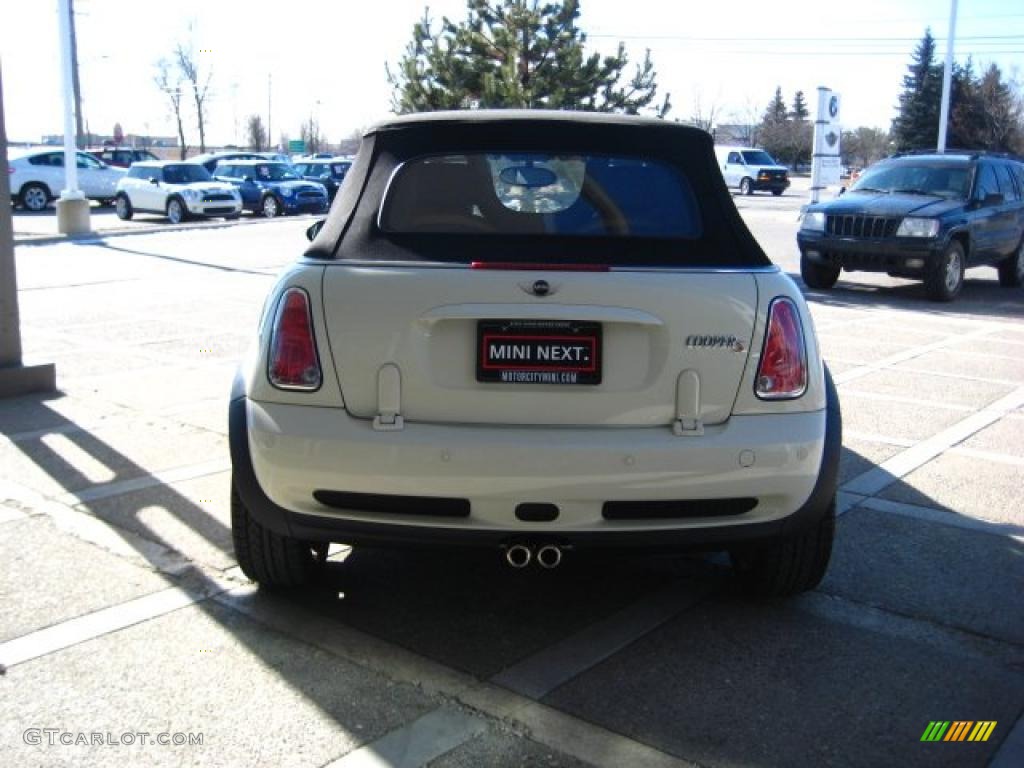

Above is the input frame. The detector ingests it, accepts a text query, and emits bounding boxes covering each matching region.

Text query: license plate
[477,320,602,385]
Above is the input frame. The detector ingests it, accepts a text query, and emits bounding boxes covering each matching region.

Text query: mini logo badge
[532,280,550,297]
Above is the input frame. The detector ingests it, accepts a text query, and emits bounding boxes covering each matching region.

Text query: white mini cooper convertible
[230,111,841,597]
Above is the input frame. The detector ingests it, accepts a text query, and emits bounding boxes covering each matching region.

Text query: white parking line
[843,430,915,448]
[837,389,975,413]
[842,386,1024,497]
[56,459,231,505]
[856,496,1024,543]
[490,580,706,699]
[833,326,1003,385]
[0,581,230,670]
[324,707,487,768]
[827,358,1021,388]
[215,586,693,768]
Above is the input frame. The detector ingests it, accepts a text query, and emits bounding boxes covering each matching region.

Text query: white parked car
[8,147,125,211]
[115,161,242,224]
[230,111,841,597]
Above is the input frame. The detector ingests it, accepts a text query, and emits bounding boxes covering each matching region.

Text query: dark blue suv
[798,152,1024,301]
[213,160,328,217]
[292,158,352,202]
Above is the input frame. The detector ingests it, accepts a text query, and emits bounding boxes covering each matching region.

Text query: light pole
[56,0,90,234]
[0,64,57,397]
[937,0,959,152]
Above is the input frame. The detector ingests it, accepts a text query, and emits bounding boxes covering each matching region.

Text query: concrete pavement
[1,206,1022,767]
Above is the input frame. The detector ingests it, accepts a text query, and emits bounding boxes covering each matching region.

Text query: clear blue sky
[2,0,1021,146]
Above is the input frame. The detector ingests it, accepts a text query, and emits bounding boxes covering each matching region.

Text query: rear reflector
[470,262,610,271]
[754,297,807,400]
[268,287,322,391]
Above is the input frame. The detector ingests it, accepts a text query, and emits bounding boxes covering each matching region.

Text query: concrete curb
[13,212,318,247]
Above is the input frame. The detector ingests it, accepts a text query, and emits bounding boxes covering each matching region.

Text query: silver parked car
[8,148,125,211]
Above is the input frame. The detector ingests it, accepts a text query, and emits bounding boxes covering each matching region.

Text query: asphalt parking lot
[1,187,1022,767]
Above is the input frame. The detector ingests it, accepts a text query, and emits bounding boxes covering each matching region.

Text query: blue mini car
[213,160,328,217]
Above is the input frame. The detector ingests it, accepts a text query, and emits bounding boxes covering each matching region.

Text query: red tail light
[268,287,321,391]
[755,297,807,399]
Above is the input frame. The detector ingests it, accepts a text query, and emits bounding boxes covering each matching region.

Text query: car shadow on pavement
[4,396,1023,766]
[86,239,274,276]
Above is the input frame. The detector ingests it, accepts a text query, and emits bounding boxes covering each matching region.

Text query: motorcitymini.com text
[24,728,203,747]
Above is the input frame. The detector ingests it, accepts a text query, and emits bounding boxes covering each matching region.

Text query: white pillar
[0,64,57,396]
[56,0,90,233]
[809,86,829,205]
[937,0,958,152]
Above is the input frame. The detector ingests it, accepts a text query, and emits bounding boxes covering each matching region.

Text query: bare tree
[300,118,325,155]
[726,98,763,147]
[688,88,720,134]
[175,42,212,154]
[246,114,267,151]
[155,59,187,159]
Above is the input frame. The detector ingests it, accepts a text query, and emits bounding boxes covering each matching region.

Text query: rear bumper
[229,371,842,550]
[798,232,942,274]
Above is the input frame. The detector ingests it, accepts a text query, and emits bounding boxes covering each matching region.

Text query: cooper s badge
[686,334,746,353]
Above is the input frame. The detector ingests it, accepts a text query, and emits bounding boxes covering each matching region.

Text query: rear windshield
[379,153,702,239]
[852,161,970,199]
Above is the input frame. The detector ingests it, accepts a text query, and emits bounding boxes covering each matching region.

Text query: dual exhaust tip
[505,543,563,569]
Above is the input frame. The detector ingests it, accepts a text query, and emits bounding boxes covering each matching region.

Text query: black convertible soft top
[305,110,771,268]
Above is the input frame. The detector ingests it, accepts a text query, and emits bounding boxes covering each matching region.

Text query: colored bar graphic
[968,722,997,742]
[945,721,973,741]
[921,721,950,741]
[921,721,996,742]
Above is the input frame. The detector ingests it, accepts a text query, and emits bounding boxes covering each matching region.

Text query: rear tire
[115,194,133,221]
[739,177,753,195]
[20,182,50,212]
[997,241,1024,287]
[771,189,783,197]
[231,480,315,587]
[924,241,965,302]
[731,500,835,598]
[800,254,840,290]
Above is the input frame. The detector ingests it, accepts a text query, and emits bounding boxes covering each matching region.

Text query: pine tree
[764,86,788,125]
[387,1,670,116]
[790,90,809,121]
[891,29,942,150]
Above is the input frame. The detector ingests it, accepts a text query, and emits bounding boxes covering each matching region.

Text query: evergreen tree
[764,86,788,125]
[790,90,809,121]
[387,1,670,116]
[891,29,942,150]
